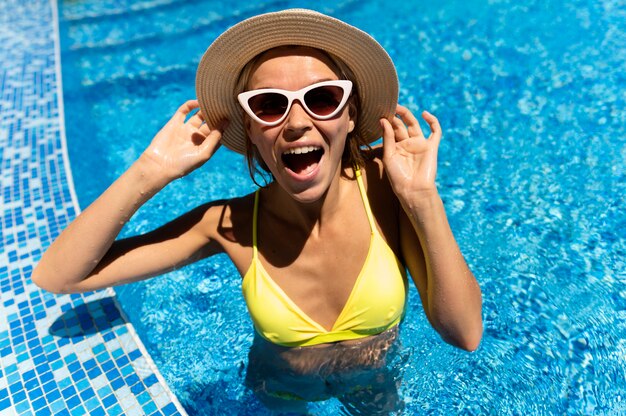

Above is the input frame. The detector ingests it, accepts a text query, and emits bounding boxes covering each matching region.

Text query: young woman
[33,9,482,414]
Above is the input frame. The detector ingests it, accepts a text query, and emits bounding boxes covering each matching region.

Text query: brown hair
[235,46,371,186]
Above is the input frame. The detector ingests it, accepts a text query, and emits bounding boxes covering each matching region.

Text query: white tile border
[49,0,187,413]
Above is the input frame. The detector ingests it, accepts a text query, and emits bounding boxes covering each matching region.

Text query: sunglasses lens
[304,86,344,116]
[248,93,289,123]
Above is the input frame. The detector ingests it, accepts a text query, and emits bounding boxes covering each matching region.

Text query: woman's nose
[284,100,313,133]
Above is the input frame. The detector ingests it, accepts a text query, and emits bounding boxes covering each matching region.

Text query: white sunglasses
[237,80,353,126]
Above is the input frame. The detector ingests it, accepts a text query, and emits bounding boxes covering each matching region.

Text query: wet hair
[234,46,371,187]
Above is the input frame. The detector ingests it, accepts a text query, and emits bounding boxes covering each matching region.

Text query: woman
[33,9,482,414]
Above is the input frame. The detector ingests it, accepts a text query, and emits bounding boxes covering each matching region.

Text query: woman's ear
[347,101,356,133]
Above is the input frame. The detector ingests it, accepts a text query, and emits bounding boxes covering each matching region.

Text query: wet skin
[244,47,355,204]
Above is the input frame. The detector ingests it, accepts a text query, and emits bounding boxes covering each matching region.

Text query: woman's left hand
[383,107,483,351]
[381,105,442,202]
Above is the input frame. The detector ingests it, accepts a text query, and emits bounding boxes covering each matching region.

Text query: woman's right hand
[140,99,226,181]
[32,100,227,294]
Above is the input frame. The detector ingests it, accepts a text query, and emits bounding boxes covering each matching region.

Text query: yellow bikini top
[242,167,407,347]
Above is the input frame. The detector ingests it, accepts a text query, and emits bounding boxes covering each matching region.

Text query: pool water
[58,0,626,414]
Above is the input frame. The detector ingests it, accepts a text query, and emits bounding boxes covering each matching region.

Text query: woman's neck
[264,164,353,235]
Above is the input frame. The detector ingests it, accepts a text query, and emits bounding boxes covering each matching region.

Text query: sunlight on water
[59,0,625,413]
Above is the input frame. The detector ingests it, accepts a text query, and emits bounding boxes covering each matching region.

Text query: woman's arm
[32,100,225,293]
[381,106,483,351]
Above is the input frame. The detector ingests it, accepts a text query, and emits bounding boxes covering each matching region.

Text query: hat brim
[196,9,398,155]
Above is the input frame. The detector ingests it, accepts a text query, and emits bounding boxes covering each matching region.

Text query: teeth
[283,146,321,155]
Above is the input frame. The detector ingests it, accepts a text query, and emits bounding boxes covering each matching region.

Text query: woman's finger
[381,118,396,161]
[197,117,227,136]
[175,100,200,122]
[390,115,410,142]
[197,122,211,136]
[396,105,424,138]
[187,111,205,129]
[199,128,223,160]
[422,111,442,144]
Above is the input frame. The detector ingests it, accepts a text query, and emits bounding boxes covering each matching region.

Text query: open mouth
[281,146,324,176]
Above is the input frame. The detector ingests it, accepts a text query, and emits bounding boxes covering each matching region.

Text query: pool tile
[126,404,147,416]
[0,0,185,414]
[45,388,61,403]
[121,364,135,377]
[0,398,10,411]
[72,404,86,416]
[64,393,80,409]
[15,400,31,414]
[31,398,49,414]
[90,406,107,416]
[142,400,158,414]
[107,404,124,416]
[130,381,146,395]
[49,399,66,413]
[153,392,171,408]
[12,389,26,404]
[102,393,117,408]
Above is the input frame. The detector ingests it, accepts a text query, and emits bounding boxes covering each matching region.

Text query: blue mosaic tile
[15,401,30,414]
[0,0,186,414]
[50,399,66,413]
[0,399,11,411]
[107,404,124,416]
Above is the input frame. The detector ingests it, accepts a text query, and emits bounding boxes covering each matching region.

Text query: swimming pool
[59,0,626,414]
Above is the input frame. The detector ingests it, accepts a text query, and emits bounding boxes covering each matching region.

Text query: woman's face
[244,47,355,203]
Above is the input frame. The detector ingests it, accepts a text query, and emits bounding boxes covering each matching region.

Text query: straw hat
[195,9,398,155]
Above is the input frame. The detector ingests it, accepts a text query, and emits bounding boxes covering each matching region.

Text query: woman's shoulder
[184,192,255,247]
[178,193,255,273]
[222,192,257,215]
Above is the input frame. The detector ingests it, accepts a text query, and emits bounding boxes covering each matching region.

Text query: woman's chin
[277,159,326,201]
[272,153,342,204]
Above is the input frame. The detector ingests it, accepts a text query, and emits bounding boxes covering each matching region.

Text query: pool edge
[50,0,188,413]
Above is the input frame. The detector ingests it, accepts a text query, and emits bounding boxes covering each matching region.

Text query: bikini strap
[354,166,377,234]
[252,189,260,260]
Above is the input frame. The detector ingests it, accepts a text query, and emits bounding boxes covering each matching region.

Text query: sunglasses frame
[237,80,353,126]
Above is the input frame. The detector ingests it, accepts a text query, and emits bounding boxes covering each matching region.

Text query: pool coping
[51,2,186,412]
[0,0,188,414]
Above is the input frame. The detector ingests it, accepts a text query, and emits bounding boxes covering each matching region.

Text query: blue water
[58,0,626,414]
